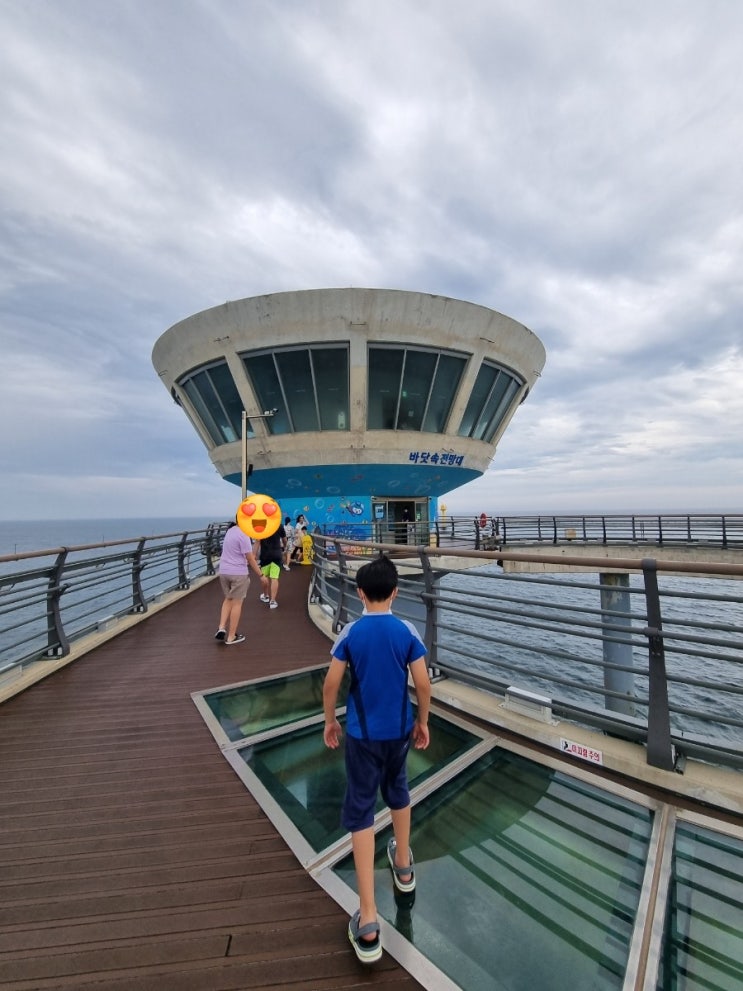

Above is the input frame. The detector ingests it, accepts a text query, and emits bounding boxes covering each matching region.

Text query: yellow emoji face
[236,495,282,539]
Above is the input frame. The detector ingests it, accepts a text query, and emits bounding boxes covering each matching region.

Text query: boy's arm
[409,656,431,750]
[323,658,346,749]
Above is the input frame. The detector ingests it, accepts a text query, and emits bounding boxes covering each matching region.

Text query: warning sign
[561,738,603,765]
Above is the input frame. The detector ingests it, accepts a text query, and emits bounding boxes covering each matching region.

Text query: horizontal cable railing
[313,513,743,550]
[0,523,229,674]
[308,534,743,774]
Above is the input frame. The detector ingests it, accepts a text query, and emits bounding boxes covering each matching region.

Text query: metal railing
[0,522,229,675]
[311,512,743,551]
[308,533,743,774]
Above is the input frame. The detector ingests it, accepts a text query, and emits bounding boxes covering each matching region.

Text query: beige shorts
[219,574,250,600]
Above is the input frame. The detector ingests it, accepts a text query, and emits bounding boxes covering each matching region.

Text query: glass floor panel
[237,711,484,853]
[657,821,743,990]
[202,666,347,742]
[332,748,654,991]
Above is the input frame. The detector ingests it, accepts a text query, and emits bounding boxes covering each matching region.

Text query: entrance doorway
[371,498,429,545]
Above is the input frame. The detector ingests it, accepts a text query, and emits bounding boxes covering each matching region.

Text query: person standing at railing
[282,516,294,571]
[322,554,431,964]
[214,521,265,645]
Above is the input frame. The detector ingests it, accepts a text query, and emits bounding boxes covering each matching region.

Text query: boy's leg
[390,804,413,883]
[351,826,378,939]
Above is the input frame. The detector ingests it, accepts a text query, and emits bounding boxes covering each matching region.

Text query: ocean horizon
[0,517,221,557]
[1,508,737,558]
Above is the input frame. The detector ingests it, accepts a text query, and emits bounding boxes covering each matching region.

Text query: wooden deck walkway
[0,566,424,990]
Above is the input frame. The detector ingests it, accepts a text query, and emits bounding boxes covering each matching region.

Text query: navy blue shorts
[342,735,411,832]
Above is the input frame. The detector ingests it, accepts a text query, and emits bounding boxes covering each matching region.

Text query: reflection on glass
[242,345,350,434]
[241,352,289,435]
[314,347,349,431]
[399,350,438,431]
[335,749,652,991]
[423,353,467,433]
[180,362,246,444]
[240,712,482,853]
[368,348,404,429]
[657,822,743,990]
[458,361,523,442]
[276,350,318,430]
[368,346,468,433]
[204,668,336,742]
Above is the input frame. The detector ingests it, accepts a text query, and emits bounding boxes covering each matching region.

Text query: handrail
[308,533,743,775]
[312,512,743,552]
[0,522,230,672]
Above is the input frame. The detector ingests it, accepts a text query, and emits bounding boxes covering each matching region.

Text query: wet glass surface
[334,749,653,991]
[657,821,743,990]
[203,667,343,741]
[238,712,483,852]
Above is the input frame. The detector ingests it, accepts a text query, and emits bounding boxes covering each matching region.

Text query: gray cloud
[1,0,741,521]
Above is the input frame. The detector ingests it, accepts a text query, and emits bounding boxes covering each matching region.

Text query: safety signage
[561,738,603,765]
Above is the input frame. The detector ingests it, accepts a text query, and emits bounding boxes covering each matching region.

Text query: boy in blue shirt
[323,554,431,964]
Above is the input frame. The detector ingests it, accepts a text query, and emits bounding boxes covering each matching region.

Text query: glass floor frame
[191,664,743,991]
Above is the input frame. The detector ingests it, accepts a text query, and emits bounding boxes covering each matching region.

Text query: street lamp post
[241,409,278,499]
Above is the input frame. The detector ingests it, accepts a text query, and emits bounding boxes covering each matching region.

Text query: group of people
[216,516,432,968]
[281,514,310,569]
[214,513,309,644]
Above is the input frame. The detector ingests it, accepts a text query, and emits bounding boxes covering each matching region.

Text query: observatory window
[423,353,467,432]
[368,346,467,432]
[458,361,523,442]
[241,345,349,435]
[178,361,248,445]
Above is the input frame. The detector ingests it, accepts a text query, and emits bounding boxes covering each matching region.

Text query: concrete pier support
[600,572,636,716]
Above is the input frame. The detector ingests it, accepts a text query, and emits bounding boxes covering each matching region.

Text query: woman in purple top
[215,522,265,645]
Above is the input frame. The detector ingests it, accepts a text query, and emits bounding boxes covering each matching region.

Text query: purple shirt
[218,526,254,575]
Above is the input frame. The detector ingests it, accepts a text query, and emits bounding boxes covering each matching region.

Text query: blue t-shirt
[331,613,426,740]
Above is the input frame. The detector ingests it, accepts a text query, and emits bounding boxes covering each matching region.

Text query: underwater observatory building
[152,288,546,532]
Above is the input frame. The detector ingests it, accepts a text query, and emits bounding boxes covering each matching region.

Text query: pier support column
[600,573,635,716]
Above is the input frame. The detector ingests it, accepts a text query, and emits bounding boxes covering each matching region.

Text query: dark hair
[356,554,398,601]
[284,516,291,524]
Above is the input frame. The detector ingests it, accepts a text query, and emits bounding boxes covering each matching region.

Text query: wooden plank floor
[0,566,424,991]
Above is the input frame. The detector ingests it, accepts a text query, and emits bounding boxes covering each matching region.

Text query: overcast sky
[1,0,741,522]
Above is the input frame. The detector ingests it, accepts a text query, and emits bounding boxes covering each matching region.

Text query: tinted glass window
[369,346,467,432]
[242,345,349,435]
[458,362,523,442]
[179,362,246,444]
[368,348,404,429]
[314,347,350,431]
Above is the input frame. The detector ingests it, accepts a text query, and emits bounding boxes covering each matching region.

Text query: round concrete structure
[152,288,545,531]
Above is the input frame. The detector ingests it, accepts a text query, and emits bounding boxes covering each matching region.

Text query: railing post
[599,573,635,716]
[46,549,70,657]
[131,539,147,613]
[722,515,728,549]
[417,548,439,676]
[177,533,190,589]
[641,559,676,771]
[474,518,481,550]
[332,544,350,633]
[202,524,218,575]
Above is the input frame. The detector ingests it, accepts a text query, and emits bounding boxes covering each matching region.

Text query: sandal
[348,909,382,964]
[387,837,416,893]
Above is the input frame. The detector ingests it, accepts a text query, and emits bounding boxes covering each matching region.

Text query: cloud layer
[1,0,741,520]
